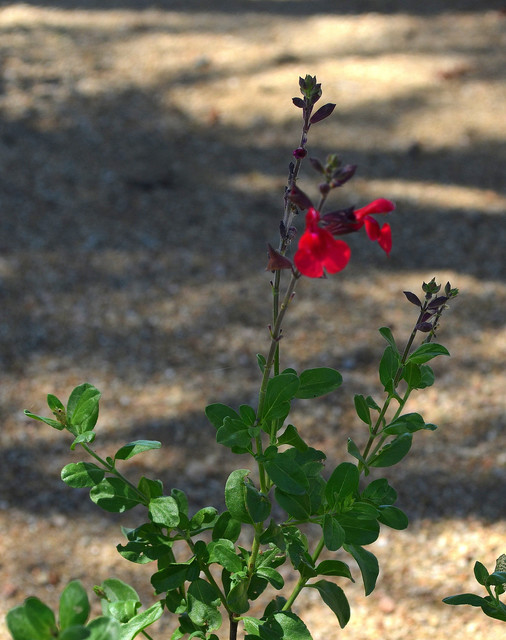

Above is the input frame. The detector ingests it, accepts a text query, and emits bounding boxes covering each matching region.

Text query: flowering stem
[257,271,300,423]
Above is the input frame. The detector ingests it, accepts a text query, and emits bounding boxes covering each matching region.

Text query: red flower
[322,198,395,255]
[294,208,351,278]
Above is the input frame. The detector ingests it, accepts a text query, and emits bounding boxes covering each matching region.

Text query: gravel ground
[1,2,505,639]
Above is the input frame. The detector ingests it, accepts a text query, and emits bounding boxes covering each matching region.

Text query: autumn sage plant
[8,76,460,640]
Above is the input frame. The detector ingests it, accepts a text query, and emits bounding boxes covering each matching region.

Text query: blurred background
[0,1,505,638]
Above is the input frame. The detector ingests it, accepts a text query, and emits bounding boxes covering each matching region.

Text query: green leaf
[216,417,252,453]
[148,496,180,528]
[264,611,313,640]
[187,579,222,630]
[315,560,354,581]
[189,506,218,532]
[256,567,284,590]
[419,364,435,388]
[369,434,412,467]
[59,626,91,640]
[6,600,53,640]
[443,594,488,607]
[407,343,450,364]
[208,540,243,573]
[379,327,399,353]
[383,412,435,435]
[138,477,164,500]
[23,409,64,430]
[70,431,96,450]
[212,511,241,543]
[274,488,311,521]
[344,544,379,595]
[67,384,101,435]
[245,483,271,523]
[98,579,139,611]
[338,516,380,545]
[277,424,308,452]
[294,368,342,399]
[61,463,105,488]
[488,571,506,586]
[265,450,308,495]
[240,405,257,426]
[205,403,240,429]
[306,580,350,628]
[361,478,397,505]
[114,440,161,461]
[225,469,254,524]
[354,395,371,426]
[325,462,359,507]
[90,478,142,513]
[322,514,345,551]
[256,353,266,373]
[227,576,250,614]
[379,346,400,393]
[151,561,194,593]
[47,393,65,412]
[86,616,121,640]
[107,600,140,623]
[263,373,300,421]
[347,438,368,468]
[378,505,409,530]
[118,602,163,640]
[474,561,490,586]
[23,597,57,639]
[401,361,422,388]
[60,581,90,629]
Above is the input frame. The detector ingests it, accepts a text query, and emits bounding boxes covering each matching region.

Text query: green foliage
[443,558,506,623]
[13,81,458,639]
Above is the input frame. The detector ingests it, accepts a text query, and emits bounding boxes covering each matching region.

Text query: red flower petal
[354,198,395,221]
[321,237,351,273]
[294,208,351,277]
[364,216,381,241]
[378,224,392,254]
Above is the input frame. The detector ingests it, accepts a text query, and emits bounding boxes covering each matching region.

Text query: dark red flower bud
[293,147,307,159]
[319,182,331,195]
[288,185,313,210]
[266,244,293,272]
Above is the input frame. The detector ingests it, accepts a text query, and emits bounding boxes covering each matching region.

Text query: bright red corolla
[294,208,351,278]
[322,198,395,255]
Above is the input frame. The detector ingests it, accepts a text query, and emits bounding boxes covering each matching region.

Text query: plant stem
[229,618,238,640]
[282,537,325,612]
[257,271,300,422]
[80,443,149,505]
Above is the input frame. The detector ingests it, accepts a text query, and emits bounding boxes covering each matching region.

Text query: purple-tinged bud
[309,157,325,174]
[416,322,433,332]
[319,182,331,195]
[330,164,357,188]
[292,97,305,109]
[293,147,307,160]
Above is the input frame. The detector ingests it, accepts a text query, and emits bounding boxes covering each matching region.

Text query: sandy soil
[0,2,505,639]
